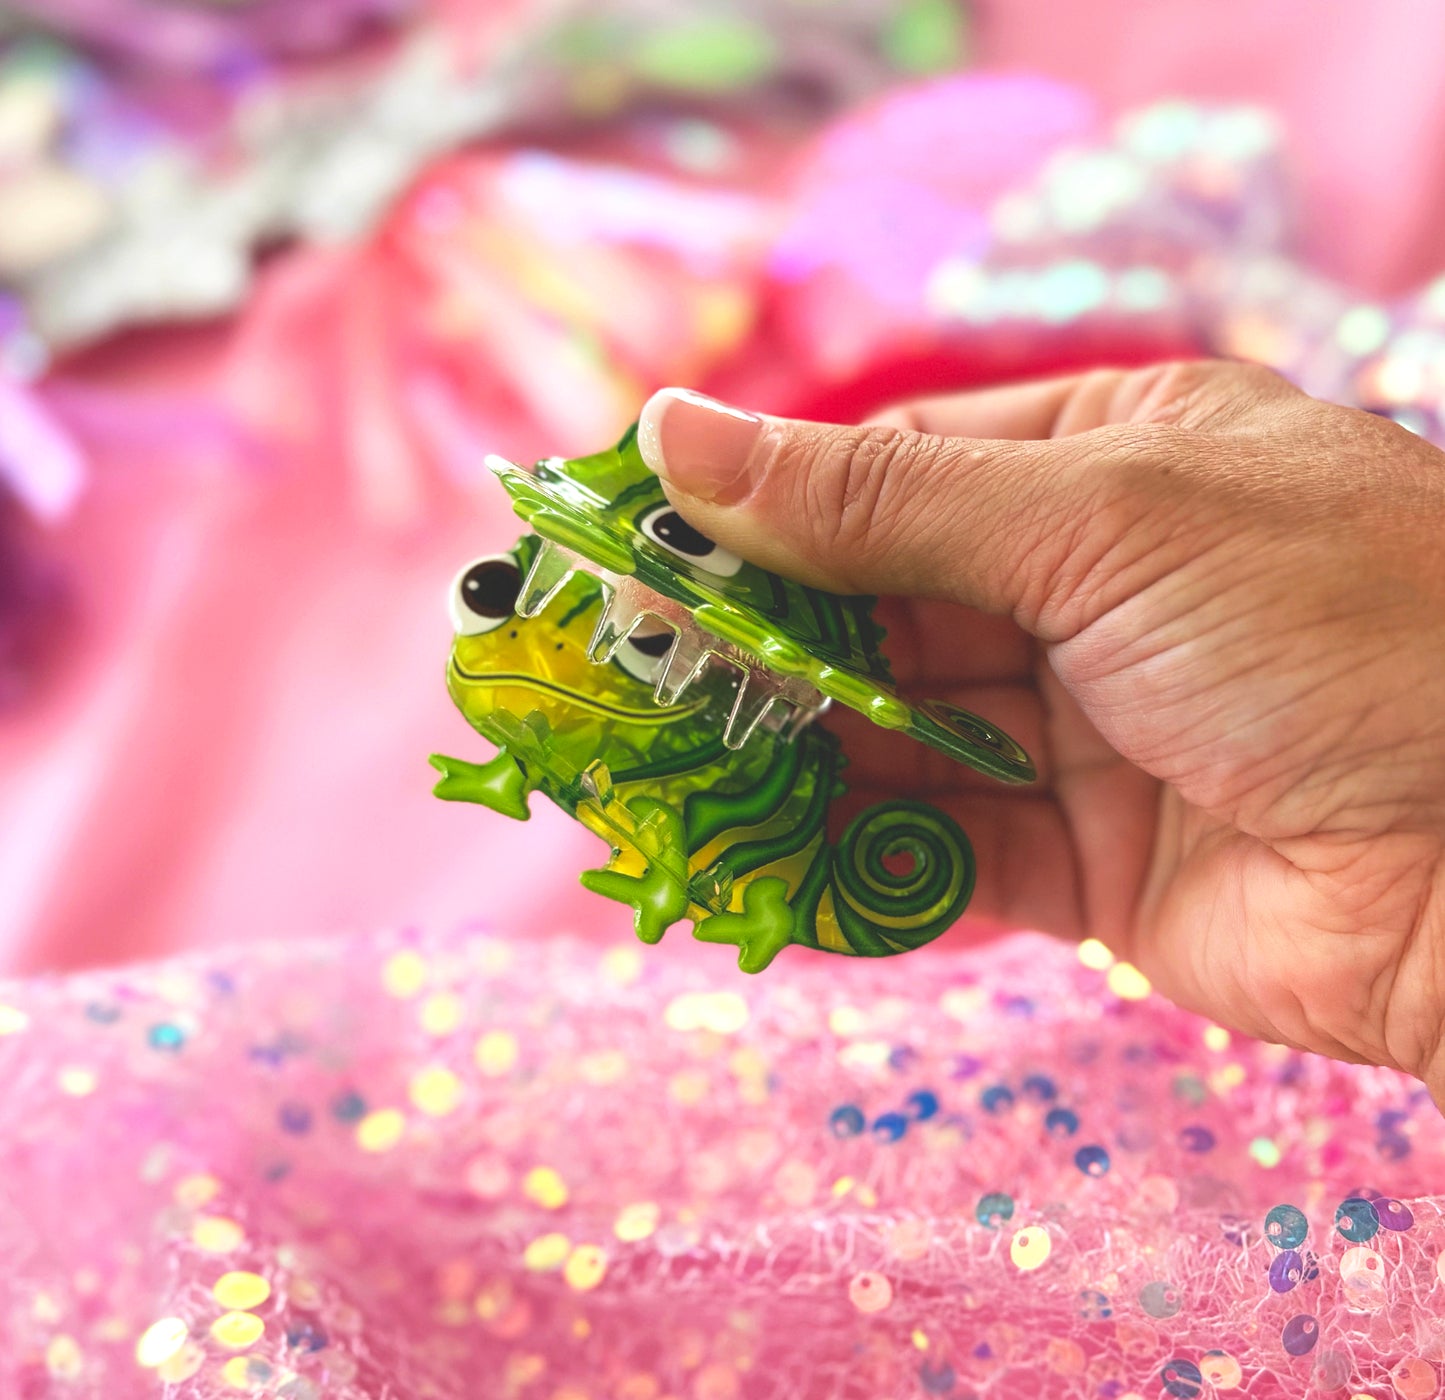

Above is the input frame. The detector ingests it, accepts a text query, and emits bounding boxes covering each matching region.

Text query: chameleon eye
[450,556,522,635]
[638,506,743,578]
[614,620,675,684]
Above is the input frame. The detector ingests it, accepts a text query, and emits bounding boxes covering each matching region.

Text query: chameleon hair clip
[431,424,1035,972]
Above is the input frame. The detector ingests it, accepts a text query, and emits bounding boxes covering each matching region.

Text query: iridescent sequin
[1160,1359,1203,1399]
[1009,1225,1051,1271]
[1372,1196,1414,1231]
[975,1192,1014,1230]
[1045,1107,1079,1137]
[134,1317,188,1368]
[1264,1204,1308,1249]
[1199,1351,1242,1390]
[1281,1314,1318,1356]
[848,1271,892,1313]
[1267,1250,1315,1293]
[1138,1281,1181,1319]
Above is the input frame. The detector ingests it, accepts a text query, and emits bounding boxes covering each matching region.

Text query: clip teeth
[587,593,642,663]
[654,629,711,706]
[518,538,576,619]
[586,576,659,664]
[722,673,778,750]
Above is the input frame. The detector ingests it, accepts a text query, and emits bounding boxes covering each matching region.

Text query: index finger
[865,367,1169,441]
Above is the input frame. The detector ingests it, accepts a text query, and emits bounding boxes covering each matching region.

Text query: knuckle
[793,425,935,574]
[1129,359,1229,423]
[1130,358,1296,428]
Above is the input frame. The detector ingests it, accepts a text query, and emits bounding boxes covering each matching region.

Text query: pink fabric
[2,924,1439,1399]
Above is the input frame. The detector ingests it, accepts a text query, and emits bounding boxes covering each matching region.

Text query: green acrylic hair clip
[431,423,1035,972]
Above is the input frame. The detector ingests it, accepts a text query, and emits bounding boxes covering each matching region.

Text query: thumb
[636,386,1128,634]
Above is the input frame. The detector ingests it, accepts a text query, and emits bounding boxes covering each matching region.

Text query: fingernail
[637,388,762,503]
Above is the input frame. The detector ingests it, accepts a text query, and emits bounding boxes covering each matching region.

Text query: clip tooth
[517,538,575,618]
[587,587,643,663]
[654,628,711,706]
[722,672,777,750]
[759,702,794,736]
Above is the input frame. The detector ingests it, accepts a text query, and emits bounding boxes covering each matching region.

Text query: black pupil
[650,511,714,558]
[461,560,521,619]
[629,630,674,658]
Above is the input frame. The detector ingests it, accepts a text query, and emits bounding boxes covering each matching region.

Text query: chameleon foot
[694,876,795,973]
[580,797,689,945]
[429,750,533,820]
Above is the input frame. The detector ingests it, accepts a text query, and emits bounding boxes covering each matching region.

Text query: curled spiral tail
[829,800,975,957]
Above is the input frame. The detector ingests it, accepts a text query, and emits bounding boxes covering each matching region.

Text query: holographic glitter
[0,922,1442,1397]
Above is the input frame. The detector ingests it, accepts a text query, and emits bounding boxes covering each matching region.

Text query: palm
[836,593,1430,1079]
[834,594,1157,945]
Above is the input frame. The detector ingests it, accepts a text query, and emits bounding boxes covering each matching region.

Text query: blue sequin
[278,1102,313,1135]
[906,1090,940,1121]
[1161,1359,1202,1399]
[1022,1074,1057,1102]
[872,1112,909,1143]
[917,1359,955,1394]
[1178,1124,1215,1152]
[1074,1145,1110,1177]
[285,1322,328,1353]
[1377,1132,1412,1161]
[1281,1314,1318,1356]
[147,1022,186,1052]
[331,1091,366,1122]
[1264,1204,1308,1249]
[975,1192,1014,1229]
[828,1105,865,1138]
[84,1003,121,1025]
[1335,1197,1380,1242]
[980,1085,1014,1114]
[1172,1073,1207,1105]
[1045,1107,1079,1137]
[888,1045,919,1072]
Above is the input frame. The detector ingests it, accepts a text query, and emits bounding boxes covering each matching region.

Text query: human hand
[636,365,1445,1101]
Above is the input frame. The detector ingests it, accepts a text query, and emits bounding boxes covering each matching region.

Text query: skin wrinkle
[641,359,1445,1104]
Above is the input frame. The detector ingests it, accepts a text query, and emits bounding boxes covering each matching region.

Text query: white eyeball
[450,555,522,635]
[639,505,743,577]
[614,620,675,684]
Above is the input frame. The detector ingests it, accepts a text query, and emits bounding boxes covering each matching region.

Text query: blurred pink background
[4,0,1445,975]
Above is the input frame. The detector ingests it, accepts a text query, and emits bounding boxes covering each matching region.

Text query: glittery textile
[1,928,1441,1398]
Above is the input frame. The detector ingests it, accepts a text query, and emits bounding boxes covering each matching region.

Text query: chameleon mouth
[449,662,706,725]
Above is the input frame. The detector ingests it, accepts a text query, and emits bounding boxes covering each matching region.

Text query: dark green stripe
[683,732,807,854]
[786,844,831,950]
[612,737,730,786]
[713,740,839,883]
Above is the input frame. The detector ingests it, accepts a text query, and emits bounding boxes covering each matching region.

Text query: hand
[636,366,1445,1102]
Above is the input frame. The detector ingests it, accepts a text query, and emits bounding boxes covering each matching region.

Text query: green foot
[580,797,689,945]
[429,750,533,820]
[694,876,795,973]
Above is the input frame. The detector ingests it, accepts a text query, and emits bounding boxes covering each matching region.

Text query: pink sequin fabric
[2,927,1441,1398]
